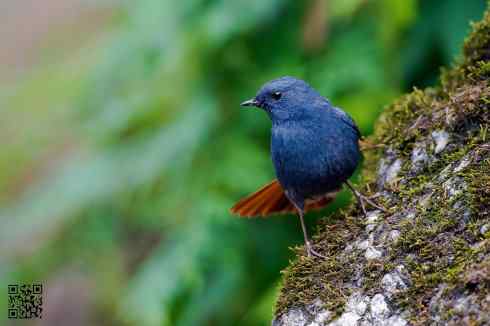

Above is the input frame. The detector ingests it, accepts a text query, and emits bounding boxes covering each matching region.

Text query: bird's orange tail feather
[230,180,338,217]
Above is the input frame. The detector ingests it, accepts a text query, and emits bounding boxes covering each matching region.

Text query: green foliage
[0,0,486,325]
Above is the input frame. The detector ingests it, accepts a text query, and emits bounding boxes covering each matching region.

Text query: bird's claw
[305,241,326,259]
[357,192,389,215]
[345,181,389,217]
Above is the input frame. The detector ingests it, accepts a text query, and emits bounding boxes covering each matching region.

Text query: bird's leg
[345,180,389,217]
[297,208,326,259]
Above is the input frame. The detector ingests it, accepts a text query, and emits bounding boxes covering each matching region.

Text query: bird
[230,76,387,258]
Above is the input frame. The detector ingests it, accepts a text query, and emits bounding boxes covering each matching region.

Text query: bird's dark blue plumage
[233,76,380,258]
[247,76,361,210]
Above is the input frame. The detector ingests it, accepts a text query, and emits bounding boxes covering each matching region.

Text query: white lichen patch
[437,164,453,182]
[432,130,449,154]
[442,176,466,198]
[370,294,389,320]
[329,311,360,326]
[388,230,400,242]
[346,293,369,316]
[306,299,332,325]
[365,210,383,232]
[480,224,490,235]
[366,211,381,224]
[404,210,416,220]
[365,247,382,260]
[381,266,408,297]
[327,292,368,326]
[383,315,408,326]
[454,155,472,172]
[325,293,408,326]
[378,155,402,188]
[313,310,333,325]
[273,308,308,326]
[384,159,402,185]
[411,144,429,171]
[351,235,383,261]
[419,193,432,209]
[357,240,370,251]
[365,224,376,233]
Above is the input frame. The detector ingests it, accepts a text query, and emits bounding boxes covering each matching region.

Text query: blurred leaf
[401,0,486,88]
[328,0,365,20]
[0,99,217,257]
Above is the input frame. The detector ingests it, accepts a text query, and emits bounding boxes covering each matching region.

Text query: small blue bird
[231,76,386,258]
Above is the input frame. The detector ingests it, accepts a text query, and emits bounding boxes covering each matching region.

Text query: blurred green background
[0,1,486,325]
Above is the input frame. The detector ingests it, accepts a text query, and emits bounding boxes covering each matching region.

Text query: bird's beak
[240,98,260,108]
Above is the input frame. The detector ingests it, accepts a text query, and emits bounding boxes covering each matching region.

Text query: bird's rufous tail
[230,179,338,217]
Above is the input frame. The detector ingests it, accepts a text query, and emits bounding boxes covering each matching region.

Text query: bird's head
[240,76,325,122]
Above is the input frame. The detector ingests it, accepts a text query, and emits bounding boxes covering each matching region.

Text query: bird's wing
[230,179,338,218]
[332,107,362,139]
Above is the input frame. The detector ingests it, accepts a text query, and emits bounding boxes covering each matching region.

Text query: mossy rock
[273,5,490,326]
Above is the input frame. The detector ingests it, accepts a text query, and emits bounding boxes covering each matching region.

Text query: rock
[432,130,450,154]
[381,266,409,297]
[410,143,429,172]
[365,247,382,260]
[454,154,472,172]
[442,176,466,198]
[378,157,402,188]
[388,230,400,242]
[346,293,369,316]
[366,211,381,224]
[384,315,408,326]
[329,311,360,326]
[370,294,389,320]
[273,309,308,326]
[481,224,490,235]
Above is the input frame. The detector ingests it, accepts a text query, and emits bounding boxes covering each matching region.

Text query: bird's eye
[271,92,282,100]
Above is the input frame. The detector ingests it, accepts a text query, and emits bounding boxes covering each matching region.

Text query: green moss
[275,3,490,323]
[275,214,363,318]
[381,142,489,323]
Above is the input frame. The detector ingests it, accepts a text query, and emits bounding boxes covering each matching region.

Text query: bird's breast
[271,121,360,200]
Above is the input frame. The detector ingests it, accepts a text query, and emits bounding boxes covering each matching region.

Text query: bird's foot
[305,241,326,259]
[356,191,389,216]
[345,181,389,217]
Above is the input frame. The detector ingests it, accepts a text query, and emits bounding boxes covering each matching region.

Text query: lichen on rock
[273,5,490,326]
